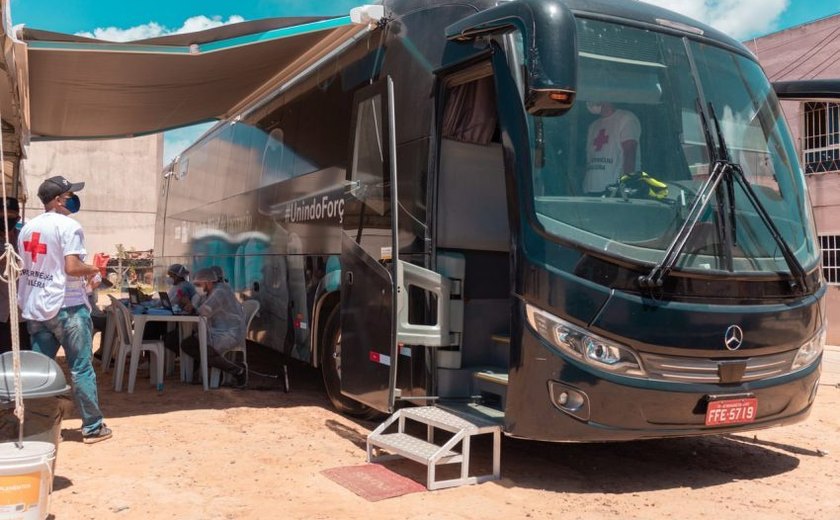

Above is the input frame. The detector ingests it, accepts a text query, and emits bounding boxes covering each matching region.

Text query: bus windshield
[530,18,818,275]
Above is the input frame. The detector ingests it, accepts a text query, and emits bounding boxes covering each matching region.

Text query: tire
[320,305,376,418]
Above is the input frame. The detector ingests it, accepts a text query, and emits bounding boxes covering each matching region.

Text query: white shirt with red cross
[583,109,641,193]
[17,211,89,321]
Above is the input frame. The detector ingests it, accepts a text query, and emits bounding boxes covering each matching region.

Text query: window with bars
[820,235,840,284]
[803,102,840,174]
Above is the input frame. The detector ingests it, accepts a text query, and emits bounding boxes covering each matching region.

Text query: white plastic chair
[100,295,121,373]
[209,299,260,388]
[111,299,165,393]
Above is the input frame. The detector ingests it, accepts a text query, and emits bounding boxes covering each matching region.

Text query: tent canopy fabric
[0,0,29,199]
[21,15,366,139]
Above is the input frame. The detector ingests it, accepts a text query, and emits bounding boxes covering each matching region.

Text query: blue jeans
[28,305,104,435]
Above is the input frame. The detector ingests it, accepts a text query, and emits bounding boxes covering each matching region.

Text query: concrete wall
[748,15,840,342]
[21,135,162,257]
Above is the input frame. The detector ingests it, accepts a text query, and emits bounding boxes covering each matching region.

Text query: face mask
[165,278,174,287]
[64,194,81,214]
[586,102,603,115]
[6,219,19,231]
[196,286,206,297]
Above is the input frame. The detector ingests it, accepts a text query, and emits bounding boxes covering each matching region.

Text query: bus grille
[639,350,798,383]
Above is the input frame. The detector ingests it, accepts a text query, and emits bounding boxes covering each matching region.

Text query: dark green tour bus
[156,0,830,441]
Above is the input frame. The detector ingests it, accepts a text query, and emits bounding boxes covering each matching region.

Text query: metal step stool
[367,406,501,490]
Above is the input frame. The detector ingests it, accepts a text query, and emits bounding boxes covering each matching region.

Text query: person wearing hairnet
[143,263,197,343]
[169,267,247,387]
[166,263,196,313]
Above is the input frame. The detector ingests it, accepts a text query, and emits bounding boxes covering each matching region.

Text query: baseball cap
[37,176,85,204]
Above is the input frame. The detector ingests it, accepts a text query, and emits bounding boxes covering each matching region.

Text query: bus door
[340,78,401,412]
[341,77,454,412]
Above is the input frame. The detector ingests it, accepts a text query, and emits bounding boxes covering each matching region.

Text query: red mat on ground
[322,463,426,501]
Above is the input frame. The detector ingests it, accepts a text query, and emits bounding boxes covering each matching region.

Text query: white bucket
[0,442,55,520]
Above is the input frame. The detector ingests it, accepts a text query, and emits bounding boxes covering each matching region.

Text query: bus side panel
[157,29,386,363]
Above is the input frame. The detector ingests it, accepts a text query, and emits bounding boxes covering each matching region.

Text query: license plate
[705,397,758,426]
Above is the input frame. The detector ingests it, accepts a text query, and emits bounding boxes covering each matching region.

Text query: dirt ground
[43,341,840,520]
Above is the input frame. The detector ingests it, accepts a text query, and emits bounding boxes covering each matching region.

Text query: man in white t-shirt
[582,102,641,194]
[18,176,112,444]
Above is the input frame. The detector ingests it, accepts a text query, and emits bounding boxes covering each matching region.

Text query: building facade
[21,135,163,257]
[748,14,840,342]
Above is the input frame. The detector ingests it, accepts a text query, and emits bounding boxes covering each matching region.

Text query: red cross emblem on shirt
[24,232,47,262]
[594,128,609,151]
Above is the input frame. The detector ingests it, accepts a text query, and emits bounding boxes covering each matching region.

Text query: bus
[155,0,828,441]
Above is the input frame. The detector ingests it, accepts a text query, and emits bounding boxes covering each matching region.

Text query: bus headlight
[525,304,646,377]
[791,326,825,371]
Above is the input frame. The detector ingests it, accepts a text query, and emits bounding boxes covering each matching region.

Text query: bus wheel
[321,306,375,418]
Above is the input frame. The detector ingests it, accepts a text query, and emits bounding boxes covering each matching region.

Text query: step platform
[473,366,508,410]
[367,406,501,490]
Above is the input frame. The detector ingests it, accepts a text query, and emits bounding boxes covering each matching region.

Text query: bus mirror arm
[444,0,577,116]
[773,79,840,102]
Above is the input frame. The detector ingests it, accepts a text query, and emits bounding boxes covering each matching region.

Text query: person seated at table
[210,265,229,286]
[190,265,228,310]
[166,267,247,388]
[166,263,197,313]
[143,263,198,342]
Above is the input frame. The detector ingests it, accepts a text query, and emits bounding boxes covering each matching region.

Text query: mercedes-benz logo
[724,325,744,351]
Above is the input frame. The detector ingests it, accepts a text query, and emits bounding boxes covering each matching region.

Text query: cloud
[76,15,245,42]
[641,0,789,40]
[163,122,216,166]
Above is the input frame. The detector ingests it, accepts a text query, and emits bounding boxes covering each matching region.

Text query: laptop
[158,291,173,310]
[127,287,142,306]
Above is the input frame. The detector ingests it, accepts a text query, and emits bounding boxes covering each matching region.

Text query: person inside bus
[166,267,247,387]
[582,101,641,194]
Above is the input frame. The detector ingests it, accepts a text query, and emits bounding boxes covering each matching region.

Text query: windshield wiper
[707,103,808,292]
[639,101,809,293]
[639,99,728,289]
[638,159,730,289]
[708,103,736,272]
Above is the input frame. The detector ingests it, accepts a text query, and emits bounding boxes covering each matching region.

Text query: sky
[9,0,840,164]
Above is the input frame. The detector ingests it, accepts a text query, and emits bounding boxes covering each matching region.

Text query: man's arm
[173,288,196,313]
[65,254,100,278]
[621,140,637,174]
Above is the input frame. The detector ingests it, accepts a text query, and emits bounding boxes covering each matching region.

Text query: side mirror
[445,0,577,116]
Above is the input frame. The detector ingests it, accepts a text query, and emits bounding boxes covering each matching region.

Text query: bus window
[261,128,292,185]
[350,95,387,216]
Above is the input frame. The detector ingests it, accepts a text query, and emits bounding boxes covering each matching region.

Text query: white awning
[19,14,371,139]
